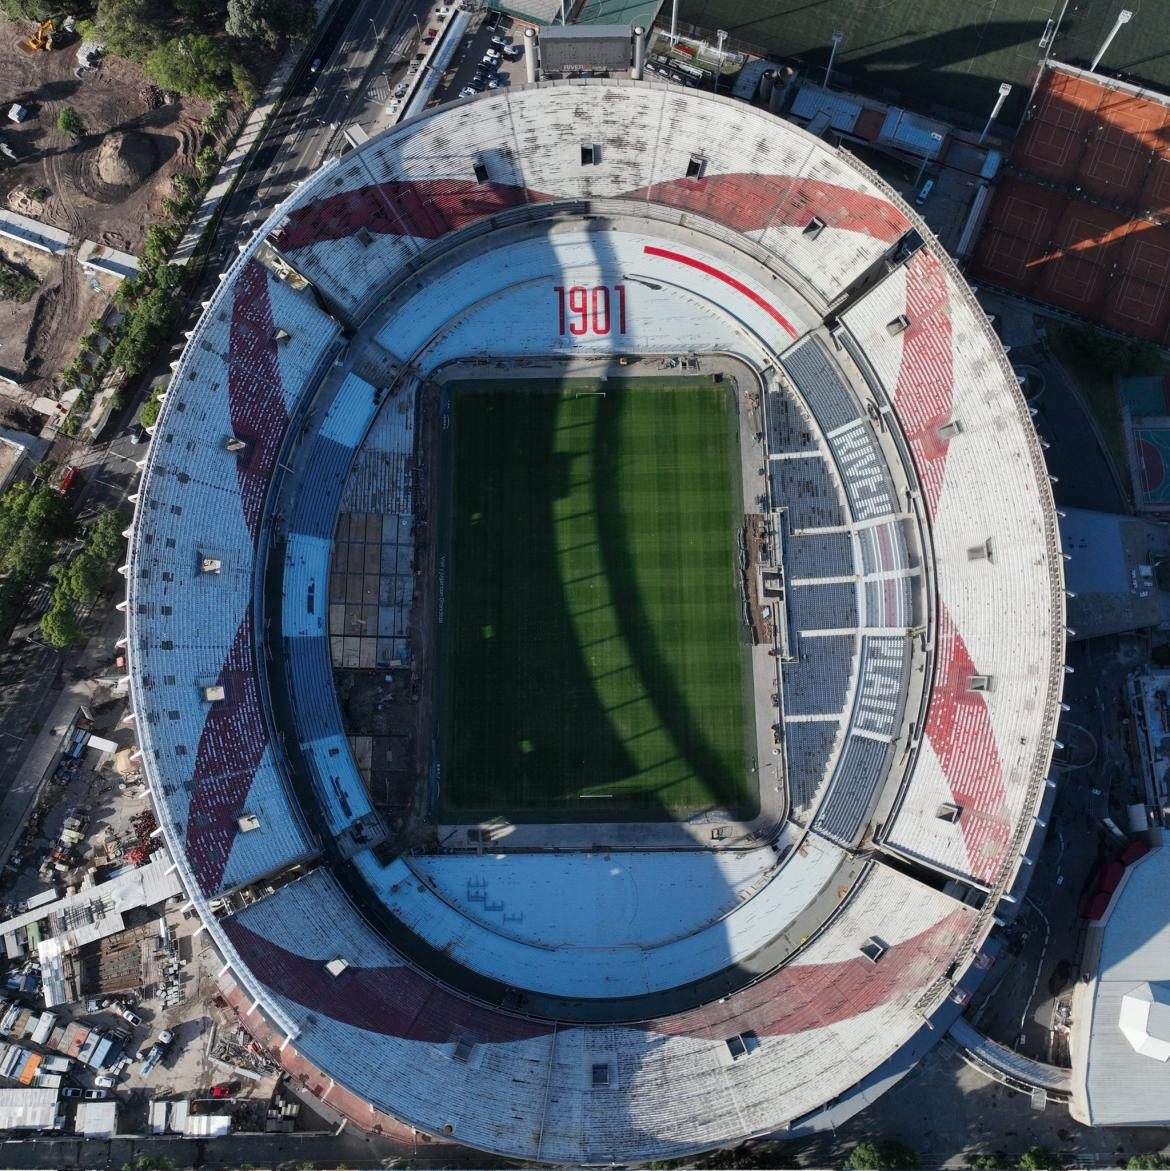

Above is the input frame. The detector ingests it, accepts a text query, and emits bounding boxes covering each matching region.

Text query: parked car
[309,57,321,73]
[61,1086,81,1099]
[485,47,501,60]
[458,86,476,98]
[94,1075,115,1089]
[490,35,510,48]
[210,1080,240,1099]
[83,1089,106,1100]
[120,1007,141,1027]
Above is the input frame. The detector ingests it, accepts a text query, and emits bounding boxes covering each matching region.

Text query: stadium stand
[813,734,896,847]
[782,721,842,822]
[769,458,846,531]
[784,531,856,582]
[124,82,1063,1162]
[787,581,858,632]
[779,336,862,434]
[782,635,855,716]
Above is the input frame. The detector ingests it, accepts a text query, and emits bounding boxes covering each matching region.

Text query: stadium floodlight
[825,30,844,89]
[914,131,943,188]
[714,29,728,93]
[978,82,1013,145]
[669,0,679,44]
[1090,8,1132,72]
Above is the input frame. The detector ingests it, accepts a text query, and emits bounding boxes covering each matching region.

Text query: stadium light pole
[978,82,1013,145]
[713,29,728,93]
[913,131,943,189]
[1090,8,1132,71]
[824,30,844,89]
[669,0,679,44]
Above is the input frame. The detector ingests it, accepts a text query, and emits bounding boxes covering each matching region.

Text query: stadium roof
[1073,843,1170,1126]
[125,79,1064,1163]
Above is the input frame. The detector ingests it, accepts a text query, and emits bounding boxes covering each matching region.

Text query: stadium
[124,79,1065,1162]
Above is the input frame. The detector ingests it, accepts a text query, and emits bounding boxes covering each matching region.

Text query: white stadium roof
[124,80,1064,1162]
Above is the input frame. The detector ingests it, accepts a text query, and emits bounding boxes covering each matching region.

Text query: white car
[485,48,501,60]
[94,1075,116,1089]
[459,86,476,98]
[487,79,501,89]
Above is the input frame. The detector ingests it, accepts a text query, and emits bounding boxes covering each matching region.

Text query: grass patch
[439,378,754,823]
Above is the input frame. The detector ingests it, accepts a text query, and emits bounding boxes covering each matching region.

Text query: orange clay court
[973,65,1170,343]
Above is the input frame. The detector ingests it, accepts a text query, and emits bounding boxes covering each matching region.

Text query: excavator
[26,19,56,51]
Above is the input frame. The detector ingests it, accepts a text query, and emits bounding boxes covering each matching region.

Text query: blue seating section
[813,734,894,846]
[769,458,845,530]
[282,374,382,841]
[764,389,818,455]
[787,581,857,632]
[828,422,898,523]
[783,531,855,581]
[779,337,861,435]
[782,720,840,821]
[782,635,854,716]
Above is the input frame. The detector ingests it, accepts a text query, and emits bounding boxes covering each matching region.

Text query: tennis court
[973,65,1170,344]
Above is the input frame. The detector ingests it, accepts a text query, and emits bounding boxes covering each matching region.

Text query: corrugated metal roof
[791,85,861,134]
[879,109,948,157]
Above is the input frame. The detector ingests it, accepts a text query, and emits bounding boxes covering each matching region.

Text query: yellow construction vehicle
[27,20,55,52]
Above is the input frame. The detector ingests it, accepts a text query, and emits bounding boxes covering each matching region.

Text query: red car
[209,1081,240,1098]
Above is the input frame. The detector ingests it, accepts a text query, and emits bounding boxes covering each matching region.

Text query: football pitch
[437,379,756,823]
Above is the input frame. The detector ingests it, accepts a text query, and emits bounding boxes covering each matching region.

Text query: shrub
[844,1140,919,1170]
[56,106,84,137]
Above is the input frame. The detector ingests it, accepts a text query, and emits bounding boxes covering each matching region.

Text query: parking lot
[436,11,526,105]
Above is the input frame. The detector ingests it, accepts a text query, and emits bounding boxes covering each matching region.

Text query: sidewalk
[170,11,328,265]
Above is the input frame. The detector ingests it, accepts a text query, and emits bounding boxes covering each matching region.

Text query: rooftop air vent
[725,1031,757,1059]
[237,813,261,832]
[936,802,962,824]
[453,1039,475,1063]
[325,957,349,977]
[860,937,888,964]
[473,162,489,183]
[969,674,993,692]
[581,143,596,165]
[803,216,826,239]
[202,684,225,703]
[225,436,248,452]
[939,419,964,439]
[686,155,706,179]
[272,328,291,343]
[591,1062,610,1087]
[200,557,223,574]
[967,539,994,562]
[886,314,910,336]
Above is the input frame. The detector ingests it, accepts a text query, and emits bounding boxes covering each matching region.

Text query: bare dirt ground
[0,17,208,399]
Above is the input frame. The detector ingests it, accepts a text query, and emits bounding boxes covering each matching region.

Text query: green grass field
[682,0,1066,127]
[438,379,755,823]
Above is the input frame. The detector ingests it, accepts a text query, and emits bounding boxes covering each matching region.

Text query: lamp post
[713,29,727,93]
[1090,8,1132,71]
[369,16,381,41]
[914,131,943,189]
[824,29,844,89]
[978,82,1013,145]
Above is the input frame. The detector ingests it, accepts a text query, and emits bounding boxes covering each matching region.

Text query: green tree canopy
[87,509,129,563]
[59,552,109,604]
[90,0,161,60]
[1126,1156,1170,1170]
[1018,1148,1061,1171]
[41,597,81,647]
[145,34,231,98]
[844,1140,919,1171]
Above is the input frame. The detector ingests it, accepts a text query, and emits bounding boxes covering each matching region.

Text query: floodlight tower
[1090,9,1132,71]
[978,82,1013,145]
[713,29,727,93]
[825,30,844,89]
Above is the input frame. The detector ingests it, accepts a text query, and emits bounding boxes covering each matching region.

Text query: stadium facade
[124,81,1065,1162]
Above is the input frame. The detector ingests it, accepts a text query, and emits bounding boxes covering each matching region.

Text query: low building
[0,1086,61,1130]
[1072,841,1170,1125]
[75,1098,117,1137]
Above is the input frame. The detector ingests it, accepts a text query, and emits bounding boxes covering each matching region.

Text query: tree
[41,597,81,647]
[87,509,129,563]
[966,1153,1011,1170]
[56,107,84,137]
[231,61,258,106]
[1126,1157,1170,1170]
[1017,1148,1061,1171]
[225,0,269,42]
[90,0,161,61]
[60,553,110,604]
[844,1140,919,1170]
[145,35,231,99]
